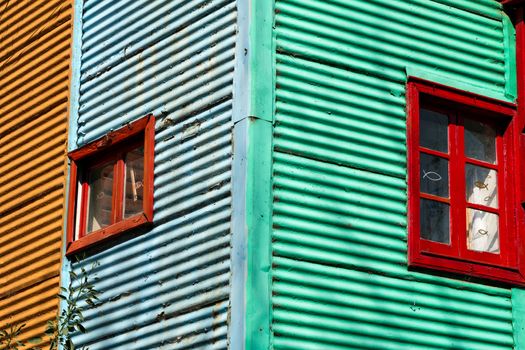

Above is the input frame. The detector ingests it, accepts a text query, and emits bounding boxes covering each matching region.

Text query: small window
[66,115,155,255]
[407,78,525,285]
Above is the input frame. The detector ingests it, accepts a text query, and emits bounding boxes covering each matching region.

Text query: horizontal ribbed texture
[273,0,513,349]
[275,54,407,177]
[71,0,236,348]
[433,0,502,19]
[273,256,513,350]
[0,0,71,348]
[76,0,236,146]
[274,0,506,177]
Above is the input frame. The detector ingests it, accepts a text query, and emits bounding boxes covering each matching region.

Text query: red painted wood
[78,180,89,238]
[510,2,525,278]
[501,2,525,283]
[407,78,525,285]
[452,114,466,260]
[409,77,516,116]
[463,157,498,170]
[419,147,450,160]
[143,116,155,222]
[407,82,420,267]
[514,7,525,208]
[66,114,156,255]
[499,0,525,6]
[113,157,125,223]
[66,162,78,248]
[420,193,450,204]
[68,115,152,161]
[67,213,151,256]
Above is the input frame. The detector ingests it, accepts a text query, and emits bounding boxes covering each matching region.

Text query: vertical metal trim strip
[503,14,518,101]
[245,118,273,350]
[249,0,275,122]
[245,0,275,349]
[67,0,83,152]
[230,0,250,348]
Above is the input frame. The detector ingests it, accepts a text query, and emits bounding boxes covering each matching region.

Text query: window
[407,78,525,285]
[66,115,155,255]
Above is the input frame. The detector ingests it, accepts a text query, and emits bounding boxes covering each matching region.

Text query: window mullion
[454,113,467,257]
[447,113,459,256]
[496,132,509,263]
[79,179,90,239]
[112,157,125,223]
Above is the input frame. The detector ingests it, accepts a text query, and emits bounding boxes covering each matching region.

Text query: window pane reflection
[467,209,499,253]
[420,199,450,244]
[87,162,114,233]
[465,164,498,209]
[420,153,449,198]
[123,147,144,218]
[420,109,448,153]
[464,118,497,164]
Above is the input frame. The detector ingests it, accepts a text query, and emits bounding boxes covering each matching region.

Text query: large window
[407,78,525,285]
[66,115,155,255]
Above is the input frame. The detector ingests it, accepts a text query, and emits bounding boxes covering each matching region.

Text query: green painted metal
[249,0,275,121]
[245,0,274,349]
[513,289,525,349]
[503,14,518,101]
[245,118,273,350]
[430,0,501,20]
[271,0,516,349]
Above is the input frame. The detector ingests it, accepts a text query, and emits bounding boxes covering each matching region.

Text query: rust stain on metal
[0,0,73,348]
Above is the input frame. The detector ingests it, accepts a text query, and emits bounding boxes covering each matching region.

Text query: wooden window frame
[499,0,525,7]
[66,115,155,255]
[407,78,525,286]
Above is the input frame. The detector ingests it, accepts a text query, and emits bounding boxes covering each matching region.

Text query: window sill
[66,212,152,256]
[409,249,525,287]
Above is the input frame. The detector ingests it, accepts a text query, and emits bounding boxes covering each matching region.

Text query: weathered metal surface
[75,0,236,147]
[272,0,515,349]
[68,0,236,348]
[0,0,72,347]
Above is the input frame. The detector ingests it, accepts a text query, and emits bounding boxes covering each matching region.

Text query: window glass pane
[123,147,144,218]
[467,209,499,253]
[420,198,450,244]
[87,162,114,233]
[465,164,498,208]
[420,153,449,198]
[420,108,448,153]
[464,118,497,164]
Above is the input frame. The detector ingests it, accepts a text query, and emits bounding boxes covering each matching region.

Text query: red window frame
[66,115,155,255]
[407,77,525,285]
[499,0,525,6]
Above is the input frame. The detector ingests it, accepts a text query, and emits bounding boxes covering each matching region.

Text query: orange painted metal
[0,0,73,348]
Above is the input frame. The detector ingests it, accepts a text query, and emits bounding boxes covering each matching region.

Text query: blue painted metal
[67,0,236,348]
[230,0,250,346]
[75,0,236,147]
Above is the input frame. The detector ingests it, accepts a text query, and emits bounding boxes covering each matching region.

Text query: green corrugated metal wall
[272,0,515,349]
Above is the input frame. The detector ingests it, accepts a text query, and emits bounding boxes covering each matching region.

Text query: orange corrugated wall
[0,0,72,347]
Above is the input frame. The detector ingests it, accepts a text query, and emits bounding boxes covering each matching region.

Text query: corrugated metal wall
[272,0,515,349]
[0,0,72,348]
[69,0,236,348]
